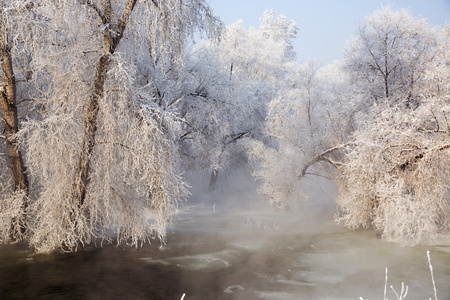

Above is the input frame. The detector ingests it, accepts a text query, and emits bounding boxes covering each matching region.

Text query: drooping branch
[79,0,108,25]
[224,131,249,145]
[297,143,349,179]
[397,142,450,171]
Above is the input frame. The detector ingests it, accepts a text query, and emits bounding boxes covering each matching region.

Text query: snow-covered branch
[79,0,107,25]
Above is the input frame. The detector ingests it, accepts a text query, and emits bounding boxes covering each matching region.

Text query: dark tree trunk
[0,13,29,238]
[208,169,219,190]
[72,55,109,205]
[72,0,137,207]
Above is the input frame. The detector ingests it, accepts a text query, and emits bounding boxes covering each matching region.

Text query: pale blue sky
[208,0,450,65]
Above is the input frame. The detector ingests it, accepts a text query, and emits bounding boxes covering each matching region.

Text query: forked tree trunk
[72,0,137,206]
[0,12,29,237]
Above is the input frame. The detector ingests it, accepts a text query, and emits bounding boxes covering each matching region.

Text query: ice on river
[141,249,242,271]
[0,171,449,300]
[137,197,450,300]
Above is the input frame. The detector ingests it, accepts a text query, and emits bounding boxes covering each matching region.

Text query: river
[0,173,449,300]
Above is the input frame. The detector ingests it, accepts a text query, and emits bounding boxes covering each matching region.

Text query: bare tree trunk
[72,0,137,206]
[0,11,29,237]
[208,169,219,190]
[72,55,109,205]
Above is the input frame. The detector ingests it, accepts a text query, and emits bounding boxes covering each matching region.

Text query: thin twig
[79,0,108,24]
[427,251,438,300]
[384,267,388,300]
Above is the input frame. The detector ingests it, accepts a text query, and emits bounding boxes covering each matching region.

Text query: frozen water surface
[0,172,449,299]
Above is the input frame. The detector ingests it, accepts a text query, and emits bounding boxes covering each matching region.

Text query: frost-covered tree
[424,24,450,99]
[259,9,297,64]
[336,99,450,242]
[248,61,355,208]
[180,11,297,189]
[0,0,32,243]
[250,6,450,243]
[221,11,297,86]
[1,0,222,252]
[343,5,438,105]
[335,7,450,242]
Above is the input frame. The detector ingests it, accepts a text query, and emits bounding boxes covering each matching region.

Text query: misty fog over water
[0,2,449,299]
[1,171,449,300]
